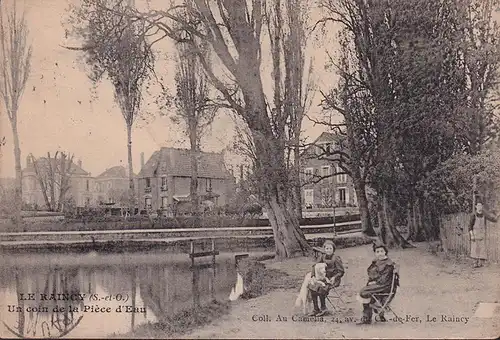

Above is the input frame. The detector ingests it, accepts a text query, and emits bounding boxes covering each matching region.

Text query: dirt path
[181,244,500,339]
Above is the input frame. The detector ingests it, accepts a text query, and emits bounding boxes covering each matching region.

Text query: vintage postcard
[0,0,499,338]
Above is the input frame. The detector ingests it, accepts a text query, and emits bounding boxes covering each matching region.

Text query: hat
[372,241,388,254]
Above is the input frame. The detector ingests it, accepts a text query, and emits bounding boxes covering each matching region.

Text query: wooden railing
[440,212,500,263]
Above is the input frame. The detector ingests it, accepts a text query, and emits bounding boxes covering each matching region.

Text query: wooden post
[210,239,216,302]
[333,204,337,236]
[192,267,200,308]
[189,239,219,307]
[190,241,194,268]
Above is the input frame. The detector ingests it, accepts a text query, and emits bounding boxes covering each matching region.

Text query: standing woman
[469,201,498,268]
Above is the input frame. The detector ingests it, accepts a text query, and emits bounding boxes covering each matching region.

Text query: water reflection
[0,252,239,338]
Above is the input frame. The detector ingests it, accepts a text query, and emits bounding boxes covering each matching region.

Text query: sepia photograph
[0,0,499,338]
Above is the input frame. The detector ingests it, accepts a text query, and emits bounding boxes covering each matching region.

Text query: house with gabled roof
[94,165,137,205]
[22,155,95,208]
[301,131,358,211]
[137,147,236,212]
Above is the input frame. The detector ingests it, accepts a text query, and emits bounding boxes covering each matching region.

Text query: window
[85,197,91,206]
[304,168,313,182]
[161,196,168,208]
[320,187,331,206]
[304,189,314,208]
[206,178,212,192]
[86,179,90,191]
[107,182,112,189]
[161,177,168,191]
[145,178,151,187]
[321,166,330,181]
[336,165,347,183]
[338,188,346,205]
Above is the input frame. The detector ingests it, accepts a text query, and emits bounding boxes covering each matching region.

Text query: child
[356,241,396,325]
[308,240,345,316]
[316,240,345,288]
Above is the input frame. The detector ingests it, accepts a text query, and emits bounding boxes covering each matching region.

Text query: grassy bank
[109,300,232,339]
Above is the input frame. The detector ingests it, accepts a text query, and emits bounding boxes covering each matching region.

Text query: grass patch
[237,258,301,299]
[110,300,231,339]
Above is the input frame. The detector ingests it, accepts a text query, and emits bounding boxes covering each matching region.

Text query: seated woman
[356,241,395,325]
[308,240,345,316]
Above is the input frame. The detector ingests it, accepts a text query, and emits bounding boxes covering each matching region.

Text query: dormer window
[161,176,168,191]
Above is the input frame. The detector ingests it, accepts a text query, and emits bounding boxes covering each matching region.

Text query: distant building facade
[137,147,236,212]
[94,166,137,206]
[22,156,94,208]
[300,132,358,210]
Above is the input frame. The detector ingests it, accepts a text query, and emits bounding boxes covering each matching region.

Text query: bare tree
[67,0,155,212]
[267,0,314,220]
[0,2,32,225]
[169,40,217,215]
[122,0,312,257]
[30,152,75,212]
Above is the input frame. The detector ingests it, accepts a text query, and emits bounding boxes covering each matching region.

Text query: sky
[0,0,339,179]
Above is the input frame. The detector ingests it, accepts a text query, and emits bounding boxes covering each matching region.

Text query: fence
[440,212,500,263]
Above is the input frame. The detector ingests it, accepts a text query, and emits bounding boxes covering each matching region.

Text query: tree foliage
[319,0,500,246]
[67,0,155,202]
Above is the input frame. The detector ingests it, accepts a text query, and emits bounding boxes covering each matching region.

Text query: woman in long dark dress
[469,201,498,268]
[356,242,395,325]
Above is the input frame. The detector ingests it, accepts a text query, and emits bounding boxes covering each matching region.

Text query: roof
[313,131,344,145]
[138,147,233,179]
[301,131,345,157]
[96,166,135,179]
[24,157,89,176]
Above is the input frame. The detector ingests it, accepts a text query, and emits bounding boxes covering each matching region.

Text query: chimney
[78,159,82,168]
[140,152,145,169]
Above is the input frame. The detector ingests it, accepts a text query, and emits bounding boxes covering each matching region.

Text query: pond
[0,250,259,338]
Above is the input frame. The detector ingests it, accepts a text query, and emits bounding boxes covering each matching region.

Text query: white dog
[295,271,314,315]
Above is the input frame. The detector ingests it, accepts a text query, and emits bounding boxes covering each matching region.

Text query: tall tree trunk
[413,196,427,241]
[351,172,376,236]
[12,123,22,226]
[381,193,395,246]
[126,123,135,214]
[382,193,414,248]
[266,193,310,258]
[376,198,386,243]
[252,132,310,258]
[293,146,302,219]
[189,123,199,217]
[406,203,415,241]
